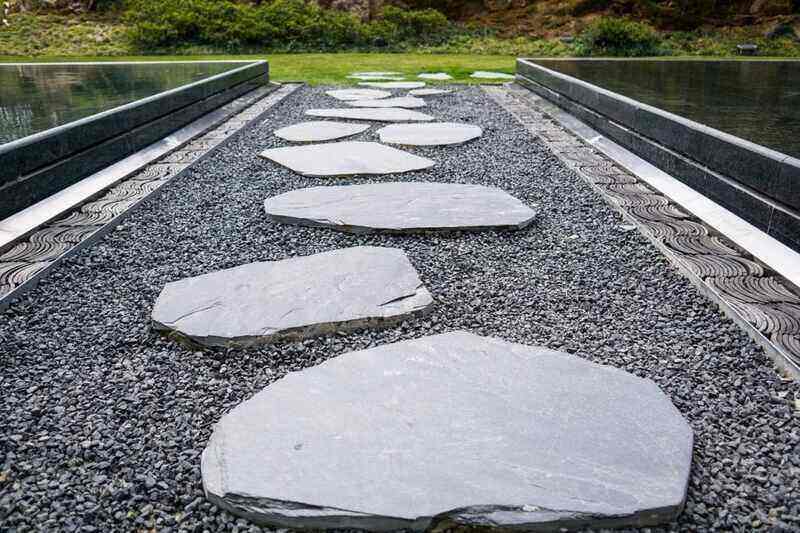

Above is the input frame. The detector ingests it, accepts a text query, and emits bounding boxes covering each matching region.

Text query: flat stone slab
[151,247,432,347]
[377,122,482,146]
[409,88,452,97]
[347,75,406,81]
[273,121,370,142]
[358,81,426,89]
[470,70,515,79]
[350,71,402,77]
[346,96,426,109]
[202,331,693,531]
[305,108,434,122]
[264,182,535,233]
[326,88,391,101]
[259,142,434,177]
[418,72,453,80]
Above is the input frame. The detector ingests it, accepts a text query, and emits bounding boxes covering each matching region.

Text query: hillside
[1,0,799,57]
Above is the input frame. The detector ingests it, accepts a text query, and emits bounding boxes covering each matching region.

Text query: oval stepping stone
[305,108,433,122]
[470,70,515,79]
[418,72,452,80]
[273,121,370,142]
[259,141,434,177]
[264,182,536,233]
[347,75,406,81]
[377,123,482,146]
[408,88,452,97]
[351,71,402,76]
[326,88,391,101]
[346,96,426,109]
[358,81,426,89]
[151,247,432,347]
[202,331,693,531]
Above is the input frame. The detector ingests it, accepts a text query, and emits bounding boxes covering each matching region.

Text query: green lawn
[0,53,517,85]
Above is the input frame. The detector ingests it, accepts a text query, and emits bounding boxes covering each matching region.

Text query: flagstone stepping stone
[305,108,433,122]
[351,71,402,77]
[470,70,515,79]
[273,121,370,142]
[346,96,426,109]
[408,88,452,97]
[259,142,434,177]
[418,72,453,80]
[201,331,693,531]
[348,75,406,81]
[264,182,535,233]
[326,88,391,101]
[377,123,482,146]
[151,247,432,348]
[358,81,426,89]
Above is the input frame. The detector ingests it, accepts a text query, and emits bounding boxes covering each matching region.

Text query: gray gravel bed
[1,85,799,533]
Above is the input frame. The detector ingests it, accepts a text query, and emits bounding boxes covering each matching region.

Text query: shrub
[124,0,452,52]
[576,17,664,56]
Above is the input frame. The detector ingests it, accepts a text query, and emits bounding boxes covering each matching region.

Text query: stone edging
[485,83,800,378]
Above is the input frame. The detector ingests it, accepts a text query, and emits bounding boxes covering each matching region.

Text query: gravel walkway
[1,85,799,533]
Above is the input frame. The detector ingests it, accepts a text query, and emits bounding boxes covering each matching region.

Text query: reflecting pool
[533,59,800,159]
[0,62,241,145]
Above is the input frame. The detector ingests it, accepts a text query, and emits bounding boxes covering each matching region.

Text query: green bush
[124,0,453,52]
[576,17,664,56]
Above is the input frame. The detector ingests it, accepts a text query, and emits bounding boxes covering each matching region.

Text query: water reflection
[535,59,800,159]
[0,62,240,145]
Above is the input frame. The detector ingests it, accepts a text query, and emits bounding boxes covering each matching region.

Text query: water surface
[0,62,240,145]
[534,59,800,159]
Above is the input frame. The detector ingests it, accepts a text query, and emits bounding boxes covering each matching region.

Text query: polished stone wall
[0,61,269,220]
[516,58,800,253]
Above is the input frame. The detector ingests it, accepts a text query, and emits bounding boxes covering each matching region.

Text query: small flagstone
[351,71,402,76]
[418,72,453,80]
[259,141,434,177]
[377,123,482,146]
[264,182,536,233]
[470,71,515,79]
[305,108,434,122]
[346,96,426,109]
[358,81,426,89]
[326,89,391,101]
[347,75,406,81]
[201,331,693,531]
[408,88,452,97]
[151,247,433,347]
[273,121,370,142]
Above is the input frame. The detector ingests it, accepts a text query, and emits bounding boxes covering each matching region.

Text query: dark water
[0,62,240,145]
[534,59,800,159]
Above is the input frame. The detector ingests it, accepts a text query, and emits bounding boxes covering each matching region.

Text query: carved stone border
[485,84,800,377]
[0,83,301,310]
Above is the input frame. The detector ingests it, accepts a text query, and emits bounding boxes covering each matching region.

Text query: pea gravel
[1,85,799,533]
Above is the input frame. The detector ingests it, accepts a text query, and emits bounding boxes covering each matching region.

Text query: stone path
[199,79,695,532]
[202,331,693,531]
[470,71,515,80]
[264,182,535,233]
[151,246,433,347]
[418,72,452,80]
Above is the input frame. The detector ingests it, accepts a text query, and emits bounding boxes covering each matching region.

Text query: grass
[0,53,518,85]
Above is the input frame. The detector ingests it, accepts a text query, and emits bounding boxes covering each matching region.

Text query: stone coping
[516,58,800,253]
